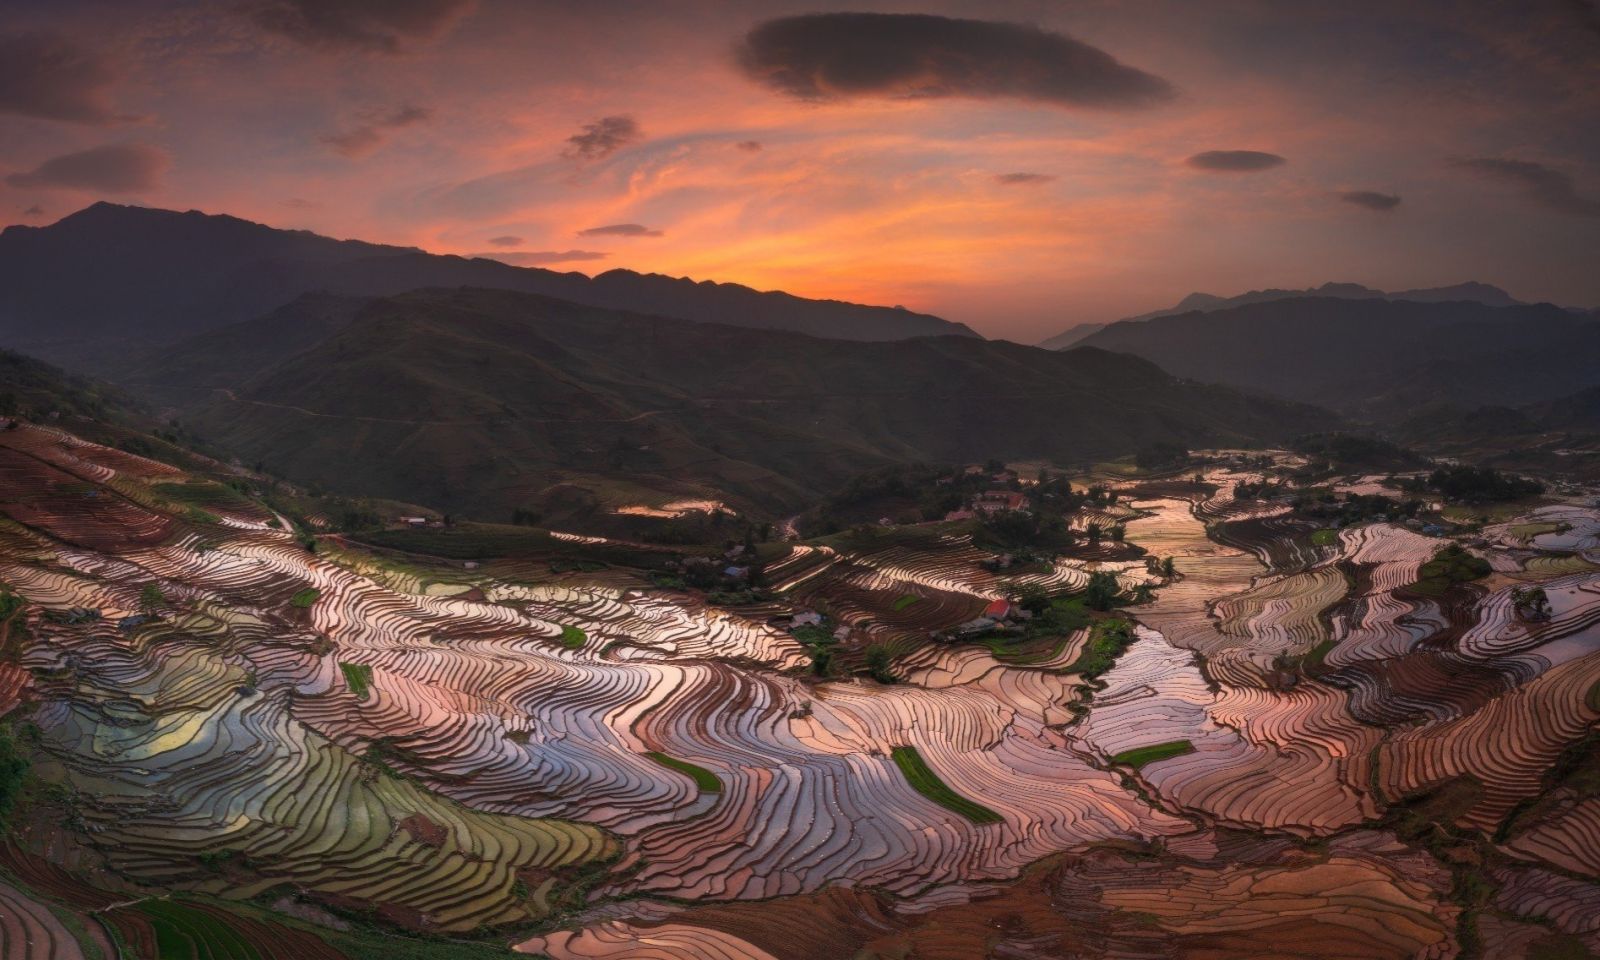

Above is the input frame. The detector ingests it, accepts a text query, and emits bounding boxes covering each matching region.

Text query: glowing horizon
[3,1,1597,342]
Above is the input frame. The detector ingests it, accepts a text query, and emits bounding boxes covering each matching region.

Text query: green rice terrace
[889,746,1004,824]
[1,418,1599,960]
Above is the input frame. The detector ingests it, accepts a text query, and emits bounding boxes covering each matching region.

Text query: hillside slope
[184,287,1338,519]
[1075,297,1600,418]
[0,203,976,371]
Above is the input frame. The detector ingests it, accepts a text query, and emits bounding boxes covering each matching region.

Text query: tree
[1084,571,1121,611]
[1512,586,1552,621]
[1161,556,1176,579]
[0,724,28,831]
[138,584,167,617]
[864,645,899,684]
[1008,582,1052,615]
[1086,523,1103,547]
[1109,523,1126,542]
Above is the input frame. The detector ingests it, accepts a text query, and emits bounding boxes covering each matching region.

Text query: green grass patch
[1111,740,1195,768]
[890,745,1003,824]
[154,481,253,510]
[644,751,722,794]
[136,898,262,960]
[891,594,921,612]
[1507,521,1563,540]
[559,624,587,649]
[1064,618,1135,680]
[1410,544,1492,596]
[338,661,373,700]
[289,587,319,608]
[1310,528,1340,546]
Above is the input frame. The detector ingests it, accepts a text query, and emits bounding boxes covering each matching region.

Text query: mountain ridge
[1037,280,1527,349]
[1072,296,1600,419]
[0,202,978,372]
[180,286,1339,520]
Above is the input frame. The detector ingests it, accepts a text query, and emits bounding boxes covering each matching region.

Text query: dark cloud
[736,13,1173,109]
[1452,157,1600,217]
[577,223,662,237]
[1184,150,1287,172]
[1340,190,1401,211]
[994,172,1056,185]
[1567,0,1600,39]
[321,103,432,158]
[5,143,168,193]
[564,115,639,160]
[735,140,763,152]
[22,205,45,217]
[0,32,128,125]
[476,249,609,266]
[488,235,524,247]
[247,0,475,54]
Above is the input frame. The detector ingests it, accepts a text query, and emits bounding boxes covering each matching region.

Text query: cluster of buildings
[947,597,1032,638]
[945,489,1032,523]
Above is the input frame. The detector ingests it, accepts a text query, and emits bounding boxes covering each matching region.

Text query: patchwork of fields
[1,419,1598,958]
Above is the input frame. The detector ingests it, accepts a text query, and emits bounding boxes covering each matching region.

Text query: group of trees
[791,619,898,684]
[1292,491,1425,526]
[1290,433,1424,472]
[1400,465,1544,504]
[1134,442,1190,471]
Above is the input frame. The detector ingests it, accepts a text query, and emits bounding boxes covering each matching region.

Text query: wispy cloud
[246,0,475,54]
[577,223,662,237]
[0,32,133,125]
[475,249,609,266]
[321,104,432,158]
[1184,150,1286,172]
[6,142,169,193]
[1339,190,1401,211]
[564,115,639,160]
[1452,157,1600,217]
[994,172,1056,186]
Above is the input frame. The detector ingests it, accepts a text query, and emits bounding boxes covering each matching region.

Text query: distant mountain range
[162,287,1336,520]
[1038,281,1526,349]
[1070,296,1600,420]
[0,203,976,372]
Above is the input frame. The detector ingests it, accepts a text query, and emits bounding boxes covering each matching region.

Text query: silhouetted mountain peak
[1039,280,1526,347]
[0,203,977,372]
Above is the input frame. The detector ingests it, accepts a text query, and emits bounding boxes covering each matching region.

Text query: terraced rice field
[1,422,1598,958]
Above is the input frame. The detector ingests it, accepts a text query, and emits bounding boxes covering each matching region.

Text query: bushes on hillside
[1400,465,1543,503]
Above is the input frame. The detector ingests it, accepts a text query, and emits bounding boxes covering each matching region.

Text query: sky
[2,0,1597,343]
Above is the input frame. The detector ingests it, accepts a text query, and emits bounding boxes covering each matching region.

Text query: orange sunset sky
[3,0,1598,342]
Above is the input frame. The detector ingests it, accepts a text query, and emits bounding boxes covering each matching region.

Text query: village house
[972,490,1031,515]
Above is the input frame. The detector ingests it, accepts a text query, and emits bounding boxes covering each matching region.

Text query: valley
[0,413,1596,958]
